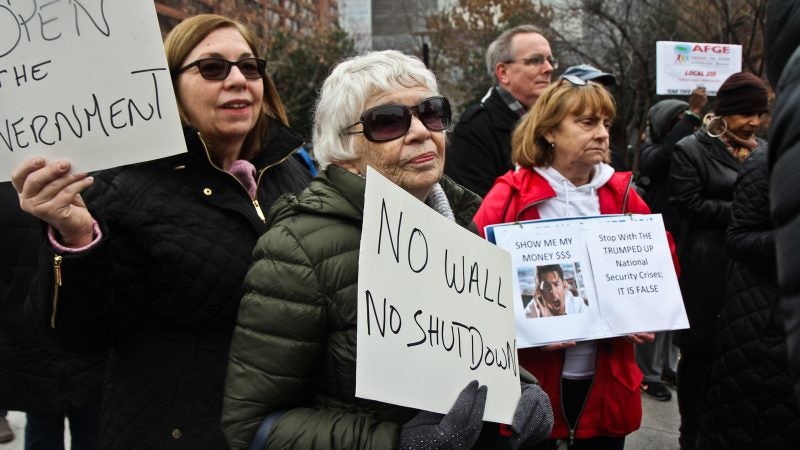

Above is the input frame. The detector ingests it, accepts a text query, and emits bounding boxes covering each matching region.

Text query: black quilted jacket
[0,183,105,414]
[26,123,311,450]
[669,131,753,352]
[702,149,800,449]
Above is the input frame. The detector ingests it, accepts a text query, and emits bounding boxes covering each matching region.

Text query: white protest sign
[656,41,742,96]
[487,215,687,347]
[356,167,519,424]
[0,1,186,181]
[583,216,688,334]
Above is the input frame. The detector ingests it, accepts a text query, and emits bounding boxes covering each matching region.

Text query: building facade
[154,0,338,39]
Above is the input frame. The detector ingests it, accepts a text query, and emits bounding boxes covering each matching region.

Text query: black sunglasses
[174,57,266,80]
[344,96,452,142]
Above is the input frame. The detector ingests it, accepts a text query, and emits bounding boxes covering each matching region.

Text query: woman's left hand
[624,333,655,344]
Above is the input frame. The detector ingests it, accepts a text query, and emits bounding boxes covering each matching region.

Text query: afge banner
[0,1,186,181]
[656,41,742,96]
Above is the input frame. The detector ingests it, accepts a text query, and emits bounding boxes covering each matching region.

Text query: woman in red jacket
[474,76,657,450]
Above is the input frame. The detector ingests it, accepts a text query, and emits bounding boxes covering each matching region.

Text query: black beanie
[715,72,769,116]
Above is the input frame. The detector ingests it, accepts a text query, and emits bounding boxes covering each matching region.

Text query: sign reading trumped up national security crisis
[0,1,186,182]
[356,167,519,424]
[486,215,689,347]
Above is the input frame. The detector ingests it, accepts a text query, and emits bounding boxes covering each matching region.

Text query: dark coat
[767,0,800,400]
[638,100,700,232]
[444,88,519,198]
[669,131,755,352]
[702,149,800,449]
[0,183,105,413]
[26,123,311,450]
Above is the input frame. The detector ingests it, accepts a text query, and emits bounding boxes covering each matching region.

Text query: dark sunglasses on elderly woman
[174,57,267,80]
[344,96,452,142]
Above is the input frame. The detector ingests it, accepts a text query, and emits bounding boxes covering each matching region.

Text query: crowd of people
[2,3,800,449]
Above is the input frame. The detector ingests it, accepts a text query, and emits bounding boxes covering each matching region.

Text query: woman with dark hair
[668,72,769,450]
[10,14,311,449]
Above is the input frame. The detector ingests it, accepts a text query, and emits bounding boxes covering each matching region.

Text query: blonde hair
[512,80,616,168]
[164,14,289,160]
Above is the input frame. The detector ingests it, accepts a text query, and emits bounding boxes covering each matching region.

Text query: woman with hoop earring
[667,72,769,450]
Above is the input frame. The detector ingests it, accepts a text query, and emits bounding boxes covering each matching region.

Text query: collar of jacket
[496,166,635,219]
[271,165,481,229]
[694,130,750,171]
[483,87,523,131]
[181,122,303,172]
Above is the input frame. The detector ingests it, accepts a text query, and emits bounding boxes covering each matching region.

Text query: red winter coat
[475,167,676,440]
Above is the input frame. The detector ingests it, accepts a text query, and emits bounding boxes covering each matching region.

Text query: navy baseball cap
[561,64,617,86]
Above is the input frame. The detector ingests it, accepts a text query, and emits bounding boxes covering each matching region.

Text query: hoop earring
[706,115,728,138]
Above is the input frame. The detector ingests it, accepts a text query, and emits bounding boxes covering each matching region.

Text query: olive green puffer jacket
[222,165,482,450]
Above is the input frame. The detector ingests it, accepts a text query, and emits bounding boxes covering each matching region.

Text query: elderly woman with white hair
[221,50,553,450]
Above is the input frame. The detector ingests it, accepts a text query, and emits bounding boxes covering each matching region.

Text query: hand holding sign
[398,380,487,450]
[11,157,95,247]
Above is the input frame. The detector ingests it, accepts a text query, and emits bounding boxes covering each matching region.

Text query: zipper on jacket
[252,199,265,221]
[51,255,62,329]
[196,132,302,223]
[560,343,599,446]
[622,174,635,215]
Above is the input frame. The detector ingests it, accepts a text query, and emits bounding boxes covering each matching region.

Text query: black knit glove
[508,383,554,449]
[397,380,487,450]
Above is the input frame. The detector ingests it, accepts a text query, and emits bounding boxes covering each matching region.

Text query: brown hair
[164,14,289,160]
[512,80,616,168]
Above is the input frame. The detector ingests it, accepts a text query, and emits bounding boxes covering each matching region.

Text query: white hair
[312,50,439,169]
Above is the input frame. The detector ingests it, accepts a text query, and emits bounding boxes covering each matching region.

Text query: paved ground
[0,385,680,450]
[627,383,680,449]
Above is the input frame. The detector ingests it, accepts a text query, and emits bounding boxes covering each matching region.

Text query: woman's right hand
[397,380,486,450]
[11,157,96,247]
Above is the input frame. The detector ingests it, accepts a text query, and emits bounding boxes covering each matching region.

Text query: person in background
[639,88,707,233]
[668,72,769,450]
[765,0,800,405]
[10,14,311,450]
[474,76,662,450]
[445,25,555,197]
[222,50,554,450]
[0,182,105,450]
[635,88,707,402]
[701,141,800,448]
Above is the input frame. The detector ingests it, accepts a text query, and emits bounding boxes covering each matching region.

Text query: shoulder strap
[250,409,287,450]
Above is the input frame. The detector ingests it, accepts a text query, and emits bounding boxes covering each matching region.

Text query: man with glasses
[445,24,555,197]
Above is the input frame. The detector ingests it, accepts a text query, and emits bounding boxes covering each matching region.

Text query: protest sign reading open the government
[0,1,185,181]
[356,167,519,424]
